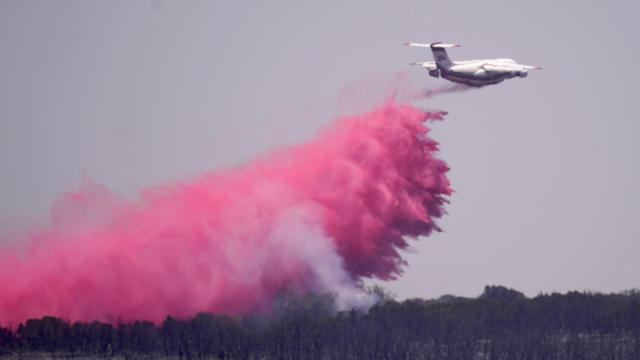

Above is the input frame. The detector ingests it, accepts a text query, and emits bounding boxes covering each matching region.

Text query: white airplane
[405,42,541,87]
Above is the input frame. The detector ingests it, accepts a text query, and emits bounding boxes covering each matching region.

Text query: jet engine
[428,69,440,78]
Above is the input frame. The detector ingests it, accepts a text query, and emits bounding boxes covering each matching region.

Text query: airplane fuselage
[438,59,528,87]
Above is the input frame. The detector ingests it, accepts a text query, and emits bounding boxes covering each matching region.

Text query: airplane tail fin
[404,42,460,69]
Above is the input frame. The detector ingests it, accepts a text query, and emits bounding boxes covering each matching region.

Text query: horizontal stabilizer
[404,42,431,48]
[410,61,437,70]
[404,42,460,48]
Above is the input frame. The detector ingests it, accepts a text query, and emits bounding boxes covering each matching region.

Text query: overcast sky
[1,0,638,299]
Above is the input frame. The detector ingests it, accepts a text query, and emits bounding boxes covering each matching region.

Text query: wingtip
[403,42,411,46]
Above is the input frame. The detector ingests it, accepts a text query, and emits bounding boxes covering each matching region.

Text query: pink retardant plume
[0,99,451,326]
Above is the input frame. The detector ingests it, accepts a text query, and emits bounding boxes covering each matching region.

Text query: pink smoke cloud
[0,99,451,325]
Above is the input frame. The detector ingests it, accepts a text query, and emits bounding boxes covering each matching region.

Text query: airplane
[405,42,541,87]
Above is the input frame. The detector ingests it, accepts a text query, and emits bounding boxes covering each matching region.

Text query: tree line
[1,286,639,359]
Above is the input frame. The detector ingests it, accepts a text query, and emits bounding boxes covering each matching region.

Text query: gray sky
[1,0,638,299]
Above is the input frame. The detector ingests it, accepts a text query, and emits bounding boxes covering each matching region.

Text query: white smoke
[267,207,377,311]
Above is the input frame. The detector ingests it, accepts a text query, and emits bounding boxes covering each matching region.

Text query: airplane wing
[483,63,542,72]
[411,61,437,70]
[483,63,516,72]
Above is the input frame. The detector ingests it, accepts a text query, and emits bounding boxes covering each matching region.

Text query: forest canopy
[1,286,639,359]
